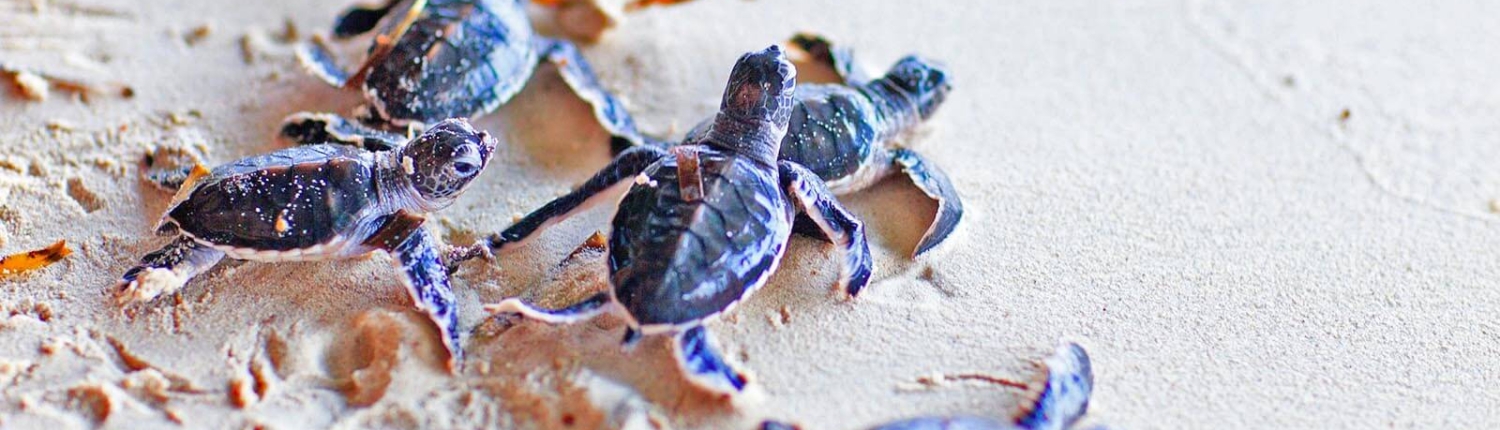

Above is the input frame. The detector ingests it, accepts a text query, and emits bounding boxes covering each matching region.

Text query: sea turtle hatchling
[118,119,496,369]
[280,0,647,153]
[762,342,1097,430]
[476,46,873,394]
[757,33,961,256]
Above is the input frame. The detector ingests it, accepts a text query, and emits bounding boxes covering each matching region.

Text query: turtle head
[884,55,951,119]
[397,118,496,210]
[708,45,796,163]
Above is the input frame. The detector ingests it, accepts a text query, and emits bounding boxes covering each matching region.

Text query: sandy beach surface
[2,0,1499,428]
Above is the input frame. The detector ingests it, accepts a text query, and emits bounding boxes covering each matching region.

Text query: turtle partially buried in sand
[119,119,496,369]
[281,0,648,153]
[474,46,873,395]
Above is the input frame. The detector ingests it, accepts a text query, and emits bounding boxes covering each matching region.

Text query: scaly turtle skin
[285,0,646,152]
[474,46,873,395]
[118,119,496,370]
[763,342,1098,430]
[673,34,961,257]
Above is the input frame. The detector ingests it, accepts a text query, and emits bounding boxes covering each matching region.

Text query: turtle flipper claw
[116,237,224,304]
[368,212,463,371]
[296,37,353,88]
[780,160,874,297]
[673,326,747,394]
[539,38,659,153]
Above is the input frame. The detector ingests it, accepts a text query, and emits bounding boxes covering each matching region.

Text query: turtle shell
[780,83,882,184]
[608,148,793,327]
[164,145,380,253]
[364,0,537,124]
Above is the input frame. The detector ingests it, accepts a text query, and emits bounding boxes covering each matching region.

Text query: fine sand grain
[2,0,1499,428]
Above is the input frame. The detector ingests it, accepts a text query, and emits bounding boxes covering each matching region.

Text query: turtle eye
[452,160,479,176]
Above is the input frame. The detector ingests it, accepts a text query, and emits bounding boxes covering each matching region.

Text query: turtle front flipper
[366,211,462,371]
[1014,342,1094,430]
[788,32,870,86]
[483,145,668,254]
[279,112,407,151]
[295,37,354,88]
[333,0,403,39]
[483,292,612,324]
[890,148,963,257]
[538,38,662,154]
[117,236,226,304]
[673,325,748,394]
[779,160,874,297]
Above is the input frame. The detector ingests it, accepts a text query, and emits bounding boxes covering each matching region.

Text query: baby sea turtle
[283,0,646,152]
[762,342,1097,430]
[118,119,496,369]
[478,46,872,394]
[679,33,961,256]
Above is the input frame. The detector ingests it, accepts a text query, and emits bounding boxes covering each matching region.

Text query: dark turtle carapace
[282,0,646,152]
[764,342,1097,430]
[473,46,873,394]
[119,119,496,369]
[691,33,962,257]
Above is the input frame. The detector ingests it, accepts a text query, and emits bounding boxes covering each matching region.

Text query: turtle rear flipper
[539,38,662,154]
[788,32,870,86]
[673,325,747,394]
[117,236,225,304]
[1015,342,1094,430]
[333,0,403,39]
[483,292,612,324]
[296,38,354,88]
[891,148,963,257]
[279,112,406,151]
[366,211,462,371]
[780,160,874,297]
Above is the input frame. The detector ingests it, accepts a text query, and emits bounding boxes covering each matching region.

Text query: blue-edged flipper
[779,160,874,297]
[295,37,353,88]
[365,211,462,371]
[332,0,402,39]
[278,112,407,151]
[673,325,747,394]
[538,38,661,154]
[483,292,612,324]
[1014,342,1094,430]
[482,145,669,254]
[788,32,870,86]
[890,148,963,257]
[117,236,226,304]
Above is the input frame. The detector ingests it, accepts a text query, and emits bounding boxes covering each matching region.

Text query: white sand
[2,0,1499,428]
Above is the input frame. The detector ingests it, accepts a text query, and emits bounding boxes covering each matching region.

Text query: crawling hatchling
[763,342,1098,430]
[774,33,960,256]
[119,119,496,369]
[659,34,962,256]
[474,46,872,395]
[281,0,647,153]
